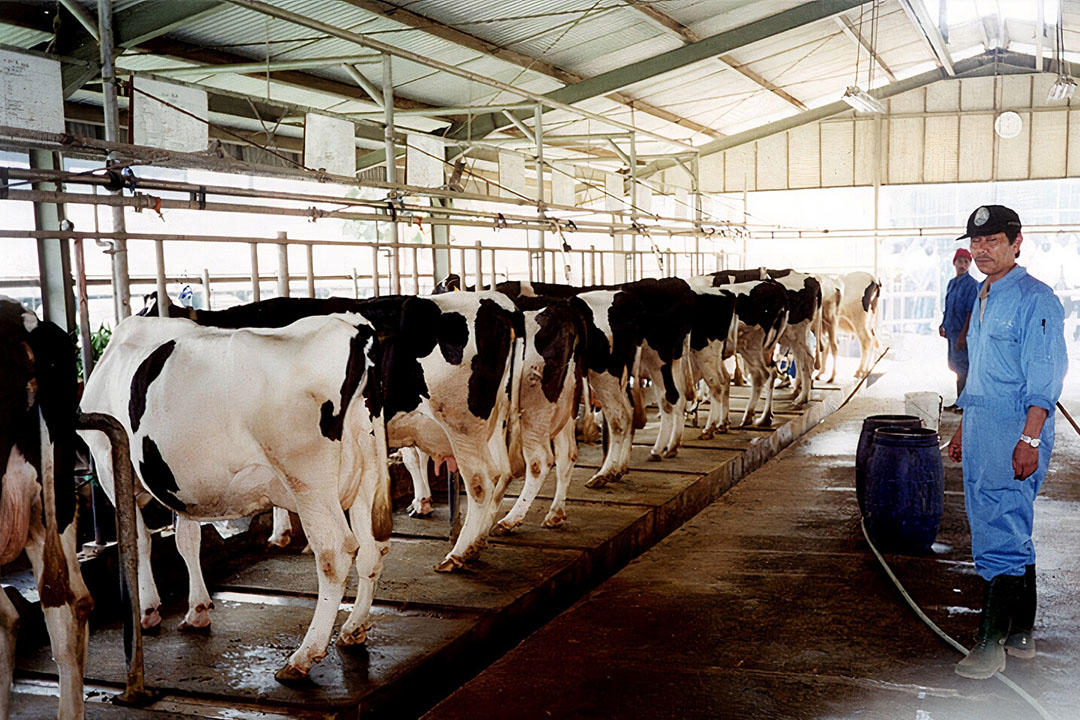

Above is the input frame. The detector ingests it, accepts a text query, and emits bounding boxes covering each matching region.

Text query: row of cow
[0,268,880,717]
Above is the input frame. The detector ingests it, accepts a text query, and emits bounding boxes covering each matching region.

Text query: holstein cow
[813,274,845,383]
[685,280,790,430]
[80,312,392,682]
[837,271,882,377]
[138,292,521,574]
[2,298,93,720]
[704,269,822,407]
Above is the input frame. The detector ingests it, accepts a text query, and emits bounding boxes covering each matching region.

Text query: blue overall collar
[980,263,1026,293]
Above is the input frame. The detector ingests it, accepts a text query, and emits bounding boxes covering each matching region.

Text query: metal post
[98,0,130,320]
[589,245,596,285]
[430,198,451,284]
[382,54,396,185]
[352,267,359,298]
[201,268,211,309]
[29,149,75,330]
[154,241,167,316]
[489,248,497,288]
[305,244,315,297]
[534,103,546,282]
[390,245,401,294]
[249,243,260,302]
[73,237,93,378]
[412,246,421,294]
[371,245,380,296]
[629,131,638,282]
[473,241,483,289]
[276,232,290,298]
[457,247,467,287]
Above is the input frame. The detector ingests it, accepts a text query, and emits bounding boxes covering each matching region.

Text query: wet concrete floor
[11,369,902,718]
[423,368,1080,720]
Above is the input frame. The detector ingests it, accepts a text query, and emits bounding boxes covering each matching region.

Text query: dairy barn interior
[2,0,1080,718]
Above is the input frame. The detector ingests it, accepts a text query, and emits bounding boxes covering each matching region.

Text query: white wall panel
[1069,111,1080,176]
[820,120,854,186]
[961,76,996,111]
[1030,111,1067,178]
[924,116,959,183]
[1032,74,1060,107]
[958,115,994,181]
[700,151,725,193]
[725,144,756,192]
[854,119,878,186]
[926,81,960,112]
[996,112,1031,180]
[788,124,820,188]
[889,87,925,114]
[888,117,923,184]
[756,133,787,190]
[1002,75,1032,110]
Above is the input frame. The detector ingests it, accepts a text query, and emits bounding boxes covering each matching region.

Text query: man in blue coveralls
[939,248,978,411]
[947,205,1068,680]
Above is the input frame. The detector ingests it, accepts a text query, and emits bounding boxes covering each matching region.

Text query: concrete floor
[423,349,1080,720]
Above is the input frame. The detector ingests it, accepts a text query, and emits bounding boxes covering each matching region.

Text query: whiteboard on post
[132,77,209,152]
[304,113,357,178]
[498,151,527,199]
[551,162,575,207]
[0,50,64,134]
[406,134,444,188]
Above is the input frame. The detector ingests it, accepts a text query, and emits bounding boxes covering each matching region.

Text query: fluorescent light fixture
[842,85,887,114]
[1047,75,1077,101]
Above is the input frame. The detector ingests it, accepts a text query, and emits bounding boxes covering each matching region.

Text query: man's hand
[957,335,967,350]
[948,425,962,462]
[939,326,946,338]
[1013,441,1039,481]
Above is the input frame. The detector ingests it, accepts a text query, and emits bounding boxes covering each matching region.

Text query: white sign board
[304,113,356,177]
[133,77,208,152]
[604,172,624,212]
[498,150,527,199]
[0,50,64,133]
[551,162,575,207]
[406,134,445,187]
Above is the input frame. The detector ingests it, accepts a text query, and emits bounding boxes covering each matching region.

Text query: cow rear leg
[437,441,498,571]
[400,447,433,518]
[267,507,293,548]
[585,374,632,488]
[495,433,554,534]
[134,509,162,630]
[543,423,577,528]
[0,578,18,720]
[276,495,358,682]
[338,502,389,647]
[25,522,92,720]
[175,516,213,632]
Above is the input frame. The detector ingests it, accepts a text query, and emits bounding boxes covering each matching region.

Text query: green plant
[74,323,112,380]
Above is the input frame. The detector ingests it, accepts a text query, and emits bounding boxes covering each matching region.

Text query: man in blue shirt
[948,205,1068,680]
[940,248,979,410]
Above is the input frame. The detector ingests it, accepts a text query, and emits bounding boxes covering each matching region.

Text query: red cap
[953,248,972,262]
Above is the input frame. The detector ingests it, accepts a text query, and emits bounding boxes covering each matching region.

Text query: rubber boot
[955,574,1021,680]
[1005,564,1037,659]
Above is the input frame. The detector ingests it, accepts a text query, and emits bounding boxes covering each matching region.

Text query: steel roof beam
[897,0,955,75]
[833,13,897,82]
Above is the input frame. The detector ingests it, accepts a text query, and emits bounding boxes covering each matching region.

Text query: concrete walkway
[424,364,1080,720]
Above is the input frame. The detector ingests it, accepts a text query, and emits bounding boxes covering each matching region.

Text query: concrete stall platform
[423,376,1080,720]
[10,376,869,719]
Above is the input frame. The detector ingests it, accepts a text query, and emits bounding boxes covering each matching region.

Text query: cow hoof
[699,429,714,440]
[755,416,773,428]
[541,510,566,529]
[663,448,678,459]
[408,507,434,519]
[584,473,609,489]
[434,555,465,573]
[335,626,370,647]
[266,530,292,549]
[647,452,662,462]
[141,609,162,631]
[490,522,514,537]
[274,664,310,684]
[177,619,212,634]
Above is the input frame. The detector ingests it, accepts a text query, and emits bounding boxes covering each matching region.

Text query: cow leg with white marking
[584,370,633,488]
[693,341,731,439]
[542,420,577,528]
[267,506,294,548]
[400,447,433,518]
[174,516,213,632]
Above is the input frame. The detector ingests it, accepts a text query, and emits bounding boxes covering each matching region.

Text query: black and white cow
[80,312,392,682]
[813,274,844,383]
[685,280,790,431]
[2,298,92,719]
[704,269,822,407]
[837,271,882,377]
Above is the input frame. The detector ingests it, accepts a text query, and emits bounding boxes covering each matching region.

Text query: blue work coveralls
[943,272,979,381]
[957,266,1068,580]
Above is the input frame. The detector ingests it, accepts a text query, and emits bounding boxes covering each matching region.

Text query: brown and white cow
[2,298,93,719]
[813,274,845,383]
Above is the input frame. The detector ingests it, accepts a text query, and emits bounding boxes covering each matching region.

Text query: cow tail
[370,409,393,543]
[630,345,647,431]
[37,408,75,608]
[869,279,882,350]
[813,295,824,371]
[507,321,525,467]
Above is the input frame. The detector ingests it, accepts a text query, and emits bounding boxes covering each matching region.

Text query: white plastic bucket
[904,391,942,432]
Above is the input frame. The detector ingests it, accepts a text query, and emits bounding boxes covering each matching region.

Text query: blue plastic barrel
[855,415,922,514]
[864,427,944,554]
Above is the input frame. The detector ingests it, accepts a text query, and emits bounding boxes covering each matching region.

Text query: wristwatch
[1020,434,1041,448]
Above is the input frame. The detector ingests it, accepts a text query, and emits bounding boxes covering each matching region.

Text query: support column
[431,198,451,285]
[98,0,130,321]
[383,54,402,293]
[30,149,75,331]
[629,131,638,281]
[534,103,546,282]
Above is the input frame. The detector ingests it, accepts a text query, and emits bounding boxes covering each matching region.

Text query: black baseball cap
[956,204,1022,240]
